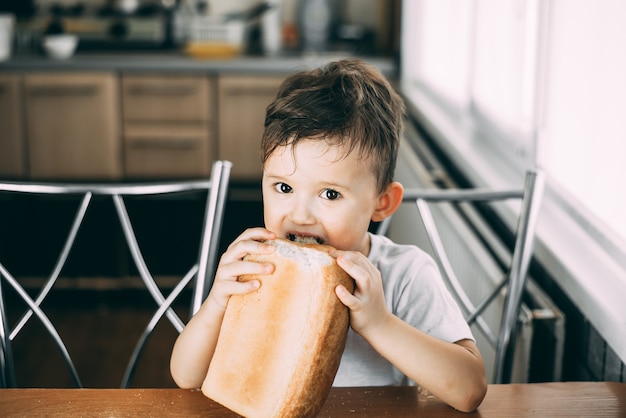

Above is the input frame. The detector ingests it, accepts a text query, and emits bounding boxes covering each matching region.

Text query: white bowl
[43,35,78,60]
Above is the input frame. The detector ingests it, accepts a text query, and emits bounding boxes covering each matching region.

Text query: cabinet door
[122,74,213,178]
[122,75,212,122]
[124,125,212,178]
[24,73,121,180]
[217,76,283,180]
[0,74,25,178]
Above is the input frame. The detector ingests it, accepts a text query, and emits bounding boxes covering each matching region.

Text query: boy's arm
[334,251,487,413]
[360,314,487,412]
[170,228,276,388]
[170,298,232,388]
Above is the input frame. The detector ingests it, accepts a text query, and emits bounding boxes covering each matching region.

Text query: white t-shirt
[333,233,474,386]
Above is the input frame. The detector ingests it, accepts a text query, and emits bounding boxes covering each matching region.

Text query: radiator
[388,127,565,383]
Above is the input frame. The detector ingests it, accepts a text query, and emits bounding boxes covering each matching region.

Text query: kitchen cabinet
[122,75,214,178]
[217,75,284,180]
[24,73,122,180]
[0,74,25,178]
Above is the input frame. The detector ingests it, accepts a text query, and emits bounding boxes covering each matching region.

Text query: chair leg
[0,263,82,387]
[192,160,232,315]
[121,265,197,388]
[0,275,16,388]
[493,170,545,383]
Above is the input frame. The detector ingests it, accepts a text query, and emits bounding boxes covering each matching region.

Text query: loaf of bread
[202,238,354,418]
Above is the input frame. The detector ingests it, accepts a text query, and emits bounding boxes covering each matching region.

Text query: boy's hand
[332,250,390,338]
[206,228,276,312]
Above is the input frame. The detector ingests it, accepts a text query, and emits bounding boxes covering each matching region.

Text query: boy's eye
[322,189,341,200]
[274,182,292,194]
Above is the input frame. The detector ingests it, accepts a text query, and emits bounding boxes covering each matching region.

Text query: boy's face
[262,139,381,255]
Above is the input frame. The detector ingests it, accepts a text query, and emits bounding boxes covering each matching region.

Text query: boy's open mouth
[287,233,324,245]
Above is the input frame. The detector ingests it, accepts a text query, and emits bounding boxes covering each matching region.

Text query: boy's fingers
[335,252,371,293]
[221,239,276,266]
[335,284,359,309]
[217,279,261,298]
[235,279,261,293]
[217,260,274,283]
[228,228,276,249]
[209,279,261,311]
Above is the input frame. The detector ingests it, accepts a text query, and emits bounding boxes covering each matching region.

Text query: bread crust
[202,238,354,418]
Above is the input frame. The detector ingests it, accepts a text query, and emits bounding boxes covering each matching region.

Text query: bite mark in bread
[287,233,323,245]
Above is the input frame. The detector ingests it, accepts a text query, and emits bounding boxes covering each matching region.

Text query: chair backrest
[0,160,231,388]
[377,169,544,384]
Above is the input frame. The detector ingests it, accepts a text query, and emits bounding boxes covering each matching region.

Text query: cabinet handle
[127,85,196,96]
[222,87,278,96]
[28,85,98,97]
[129,138,199,150]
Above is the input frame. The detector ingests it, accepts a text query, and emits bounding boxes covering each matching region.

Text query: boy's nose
[289,198,316,225]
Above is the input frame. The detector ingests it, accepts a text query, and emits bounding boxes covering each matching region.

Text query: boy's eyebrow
[320,180,347,189]
[263,171,288,181]
[264,172,349,190]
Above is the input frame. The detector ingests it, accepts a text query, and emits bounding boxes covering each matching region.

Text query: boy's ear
[372,182,404,223]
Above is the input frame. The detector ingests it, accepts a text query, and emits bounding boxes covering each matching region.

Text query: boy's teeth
[287,234,323,244]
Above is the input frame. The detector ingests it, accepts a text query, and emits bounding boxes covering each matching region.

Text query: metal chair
[377,169,544,384]
[0,160,232,388]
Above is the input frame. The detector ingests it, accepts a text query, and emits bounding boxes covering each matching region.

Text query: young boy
[170,59,487,412]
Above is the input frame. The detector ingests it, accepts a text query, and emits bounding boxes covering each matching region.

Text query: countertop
[0,51,397,76]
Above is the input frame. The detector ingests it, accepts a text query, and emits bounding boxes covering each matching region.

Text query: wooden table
[0,382,624,417]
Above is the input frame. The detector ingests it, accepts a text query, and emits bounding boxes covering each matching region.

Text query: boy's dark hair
[261,59,405,193]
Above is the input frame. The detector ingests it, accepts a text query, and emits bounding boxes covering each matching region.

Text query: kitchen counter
[2,383,626,417]
[0,52,397,76]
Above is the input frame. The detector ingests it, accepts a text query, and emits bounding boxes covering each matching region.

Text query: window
[538,0,626,250]
[401,0,626,364]
[405,0,471,113]
[471,0,540,162]
[402,0,626,262]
